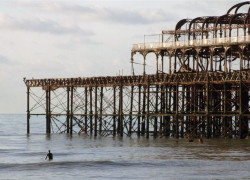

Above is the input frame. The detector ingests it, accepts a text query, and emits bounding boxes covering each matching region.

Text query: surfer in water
[45,150,53,160]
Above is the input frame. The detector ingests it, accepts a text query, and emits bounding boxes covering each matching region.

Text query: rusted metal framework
[24,2,250,138]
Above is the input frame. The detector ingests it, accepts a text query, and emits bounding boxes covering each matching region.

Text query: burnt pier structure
[24,2,250,138]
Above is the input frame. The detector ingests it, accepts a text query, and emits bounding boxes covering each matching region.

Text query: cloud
[13,0,241,28]
[103,8,177,24]
[0,55,11,65]
[8,0,248,26]
[14,19,93,35]
[0,12,94,35]
[13,1,178,25]
[176,0,247,18]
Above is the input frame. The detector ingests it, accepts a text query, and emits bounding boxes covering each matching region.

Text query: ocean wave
[0,160,157,171]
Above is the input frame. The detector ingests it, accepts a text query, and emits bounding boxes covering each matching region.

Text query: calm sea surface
[0,114,249,179]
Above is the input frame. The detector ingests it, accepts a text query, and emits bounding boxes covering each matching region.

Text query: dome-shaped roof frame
[227,1,250,14]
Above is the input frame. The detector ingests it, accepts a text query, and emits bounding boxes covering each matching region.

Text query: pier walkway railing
[132,36,250,51]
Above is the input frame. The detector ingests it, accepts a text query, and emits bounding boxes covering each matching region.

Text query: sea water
[0,114,249,179]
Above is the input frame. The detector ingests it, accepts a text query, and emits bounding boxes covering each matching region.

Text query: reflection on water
[0,114,249,179]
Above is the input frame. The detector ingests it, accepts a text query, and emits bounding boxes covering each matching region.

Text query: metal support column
[66,87,70,133]
[27,86,30,134]
[129,86,134,136]
[99,87,103,134]
[89,87,93,135]
[175,83,179,138]
[84,87,88,133]
[142,85,146,135]
[113,87,116,136]
[70,86,73,134]
[146,81,150,138]
[154,85,158,137]
[94,86,98,136]
[119,84,123,137]
[137,85,141,136]
[46,86,51,134]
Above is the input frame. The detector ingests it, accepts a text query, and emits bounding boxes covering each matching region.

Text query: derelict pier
[24,2,250,139]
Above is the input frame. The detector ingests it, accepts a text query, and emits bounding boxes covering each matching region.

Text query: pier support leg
[186,86,191,137]
[166,86,171,137]
[85,87,88,133]
[70,86,73,134]
[142,86,146,135]
[66,87,70,133]
[129,86,134,136]
[146,83,150,138]
[46,87,51,134]
[223,83,232,138]
[119,85,123,137]
[239,82,249,139]
[94,86,98,137]
[181,86,185,138]
[154,85,158,137]
[99,87,103,134]
[90,87,93,135]
[206,81,211,138]
[137,86,141,136]
[113,87,116,136]
[175,83,179,138]
[27,86,30,134]
[160,85,164,136]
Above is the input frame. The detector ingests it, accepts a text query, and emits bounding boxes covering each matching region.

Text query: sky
[0,0,247,114]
